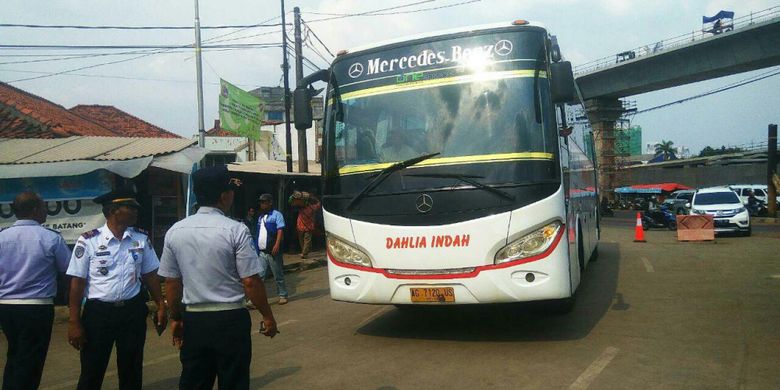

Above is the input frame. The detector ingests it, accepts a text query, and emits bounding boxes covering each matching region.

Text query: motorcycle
[747,199,768,217]
[641,205,677,230]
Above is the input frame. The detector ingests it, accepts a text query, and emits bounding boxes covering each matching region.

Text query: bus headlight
[327,236,372,267]
[494,221,561,265]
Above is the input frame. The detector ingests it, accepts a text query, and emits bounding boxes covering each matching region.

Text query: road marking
[41,352,179,390]
[277,319,298,327]
[355,306,390,329]
[568,346,620,390]
[641,256,654,273]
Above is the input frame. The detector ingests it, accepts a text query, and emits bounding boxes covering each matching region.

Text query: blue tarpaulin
[703,10,735,23]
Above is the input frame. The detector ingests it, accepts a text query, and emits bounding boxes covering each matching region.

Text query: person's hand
[153,306,168,336]
[171,319,184,349]
[271,244,280,256]
[68,321,87,350]
[260,317,278,338]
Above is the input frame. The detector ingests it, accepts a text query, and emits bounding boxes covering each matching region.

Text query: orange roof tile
[69,105,182,139]
[0,81,116,138]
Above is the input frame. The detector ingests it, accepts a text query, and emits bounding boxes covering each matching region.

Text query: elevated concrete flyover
[575,14,780,100]
[572,8,780,200]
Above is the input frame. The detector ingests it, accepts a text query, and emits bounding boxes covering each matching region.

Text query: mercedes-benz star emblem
[495,40,513,56]
[348,63,364,78]
[415,194,433,214]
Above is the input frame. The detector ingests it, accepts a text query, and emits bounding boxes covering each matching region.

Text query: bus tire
[577,226,585,271]
[589,245,599,262]
[547,295,576,315]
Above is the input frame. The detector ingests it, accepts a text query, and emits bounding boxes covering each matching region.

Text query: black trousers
[0,304,54,390]
[180,309,252,390]
[77,294,147,390]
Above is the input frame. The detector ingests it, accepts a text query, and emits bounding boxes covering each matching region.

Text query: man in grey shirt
[158,166,278,390]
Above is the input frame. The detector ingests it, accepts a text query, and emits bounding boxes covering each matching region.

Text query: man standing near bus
[0,191,71,390]
[159,166,278,389]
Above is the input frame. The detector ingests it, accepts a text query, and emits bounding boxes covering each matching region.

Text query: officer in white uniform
[66,185,167,390]
[159,166,277,390]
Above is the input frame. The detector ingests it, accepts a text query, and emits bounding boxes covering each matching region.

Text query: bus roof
[341,20,547,57]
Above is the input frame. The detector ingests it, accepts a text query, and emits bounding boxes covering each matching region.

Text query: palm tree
[654,140,679,160]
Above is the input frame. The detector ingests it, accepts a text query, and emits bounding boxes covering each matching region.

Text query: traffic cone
[634,212,646,242]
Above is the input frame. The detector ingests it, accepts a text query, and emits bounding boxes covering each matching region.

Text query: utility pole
[194,0,206,151]
[768,124,778,218]
[281,0,293,172]
[294,7,308,173]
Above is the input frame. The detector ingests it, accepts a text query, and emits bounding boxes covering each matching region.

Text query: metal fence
[574,6,780,75]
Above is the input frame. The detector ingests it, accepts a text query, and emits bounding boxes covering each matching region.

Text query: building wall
[622,161,779,188]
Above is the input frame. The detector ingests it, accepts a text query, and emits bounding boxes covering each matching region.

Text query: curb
[751,217,779,224]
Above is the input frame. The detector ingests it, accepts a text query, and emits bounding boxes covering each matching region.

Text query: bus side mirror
[294,69,329,131]
[294,87,313,130]
[550,61,575,104]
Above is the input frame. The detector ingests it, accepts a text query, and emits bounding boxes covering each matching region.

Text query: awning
[614,183,693,194]
[228,159,321,177]
[0,137,207,179]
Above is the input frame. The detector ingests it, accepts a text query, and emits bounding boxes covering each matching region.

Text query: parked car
[691,187,750,236]
[662,189,695,214]
[729,184,780,208]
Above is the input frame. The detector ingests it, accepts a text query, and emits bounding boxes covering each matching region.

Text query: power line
[305,0,435,17]
[0,22,287,30]
[2,44,281,83]
[0,68,261,87]
[1,14,287,84]
[634,67,780,115]
[301,20,334,58]
[0,43,281,50]
[304,0,480,22]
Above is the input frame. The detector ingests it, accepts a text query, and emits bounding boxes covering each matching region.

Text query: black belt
[87,293,143,308]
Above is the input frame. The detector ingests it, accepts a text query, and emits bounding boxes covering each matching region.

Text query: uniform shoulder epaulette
[81,229,100,239]
[132,227,149,236]
[44,227,61,234]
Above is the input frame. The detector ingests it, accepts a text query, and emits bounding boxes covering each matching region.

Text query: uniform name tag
[95,251,111,256]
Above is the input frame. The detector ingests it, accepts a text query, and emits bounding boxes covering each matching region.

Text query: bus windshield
[324,29,559,192]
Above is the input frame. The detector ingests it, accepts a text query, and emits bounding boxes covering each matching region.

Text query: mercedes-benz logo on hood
[495,40,513,56]
[348,62,364,78]
[415,194,433,214]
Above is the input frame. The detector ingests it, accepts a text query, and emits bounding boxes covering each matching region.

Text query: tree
[654,140,678,160]
[698,145,742,157]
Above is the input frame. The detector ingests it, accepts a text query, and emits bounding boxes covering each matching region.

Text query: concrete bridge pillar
[585,98,625,201]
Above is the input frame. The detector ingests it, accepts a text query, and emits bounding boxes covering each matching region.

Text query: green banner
[219,79,264,140]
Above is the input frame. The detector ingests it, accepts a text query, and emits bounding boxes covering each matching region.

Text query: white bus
[294,20,598,310]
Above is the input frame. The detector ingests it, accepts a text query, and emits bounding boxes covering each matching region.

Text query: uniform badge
[98,245,107,250]
[75,246,85,258]
[132,241,140,248]
[131,251,140,261]
[98,267,108,275]
[99,260,107,264]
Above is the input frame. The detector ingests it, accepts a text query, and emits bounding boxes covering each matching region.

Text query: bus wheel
[546,295,576,315]
[578,226,585,271]
[589,246,599,262]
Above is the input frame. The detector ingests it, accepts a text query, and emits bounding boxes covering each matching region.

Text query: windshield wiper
[407,173,515,201]
[346,152,440,210]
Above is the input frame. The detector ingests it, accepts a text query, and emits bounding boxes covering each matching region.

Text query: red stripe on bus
[327,224,565,280]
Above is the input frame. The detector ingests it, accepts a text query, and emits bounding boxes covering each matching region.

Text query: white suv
[691,187,750,236]
[729,184,780,207]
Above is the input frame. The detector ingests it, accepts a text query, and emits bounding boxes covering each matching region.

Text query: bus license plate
[409,287,455,303]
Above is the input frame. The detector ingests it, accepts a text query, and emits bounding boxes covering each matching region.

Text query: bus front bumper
[327,240,571,305]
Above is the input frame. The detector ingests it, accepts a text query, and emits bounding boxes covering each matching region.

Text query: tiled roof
[0,136,197,164]
[0,82,116,138]
[70,105,182,139]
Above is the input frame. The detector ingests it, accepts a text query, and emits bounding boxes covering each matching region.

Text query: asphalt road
[4,214,779,389]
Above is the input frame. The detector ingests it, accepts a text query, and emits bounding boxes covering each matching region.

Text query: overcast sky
[2,0,779,154]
